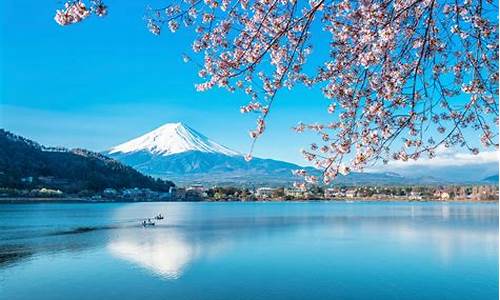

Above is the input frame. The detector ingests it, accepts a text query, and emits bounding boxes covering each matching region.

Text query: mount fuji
[105,122,315,185]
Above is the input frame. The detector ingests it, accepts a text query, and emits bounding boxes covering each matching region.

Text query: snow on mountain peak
[108,122,240,156]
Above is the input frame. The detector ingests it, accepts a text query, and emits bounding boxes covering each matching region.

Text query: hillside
[0,129,174,193]
[483,174,499,183]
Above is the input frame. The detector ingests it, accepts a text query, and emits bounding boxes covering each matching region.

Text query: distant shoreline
[0,197,497,204]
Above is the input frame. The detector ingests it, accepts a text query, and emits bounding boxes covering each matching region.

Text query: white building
[186,184,206,192]
[255,187,276,199]
[345,190,357,198]
[324,188,344,199]
[284,187,304,198]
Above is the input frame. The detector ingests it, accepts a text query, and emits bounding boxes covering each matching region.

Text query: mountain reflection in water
[108,233,195,279]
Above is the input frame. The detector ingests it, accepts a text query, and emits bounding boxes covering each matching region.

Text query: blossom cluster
[54,0,107,26]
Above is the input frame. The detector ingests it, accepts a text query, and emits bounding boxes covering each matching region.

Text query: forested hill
[0,129,175,192]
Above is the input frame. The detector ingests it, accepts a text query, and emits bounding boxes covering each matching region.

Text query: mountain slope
[0,129,175,192]
[108,150,312,185]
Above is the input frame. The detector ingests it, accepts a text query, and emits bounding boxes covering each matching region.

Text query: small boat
[155,214,164,220]
[142,219,155,227]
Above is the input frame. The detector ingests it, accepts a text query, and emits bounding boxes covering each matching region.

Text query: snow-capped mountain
[108,123,239,157]
[104,122,311,185]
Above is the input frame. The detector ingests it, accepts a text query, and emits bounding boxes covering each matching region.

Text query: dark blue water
[0,202,497,299]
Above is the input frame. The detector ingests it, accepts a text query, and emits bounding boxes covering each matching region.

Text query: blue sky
[0,0,335,165]
[0,0,497,168]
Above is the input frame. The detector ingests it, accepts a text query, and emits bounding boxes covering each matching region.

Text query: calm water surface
[0,202,498,299]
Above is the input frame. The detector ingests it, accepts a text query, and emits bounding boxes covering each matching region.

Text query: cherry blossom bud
[168,20,179,32]
[249,131,258,139]
[327,104,336,114]
[148,21,161,35]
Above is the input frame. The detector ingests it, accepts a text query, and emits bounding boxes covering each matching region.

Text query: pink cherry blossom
[54,1,107,26]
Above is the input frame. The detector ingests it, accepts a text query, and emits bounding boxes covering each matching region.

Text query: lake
[0,201,498,299]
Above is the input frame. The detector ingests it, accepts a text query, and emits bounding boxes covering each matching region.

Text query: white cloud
[368,146,499,172]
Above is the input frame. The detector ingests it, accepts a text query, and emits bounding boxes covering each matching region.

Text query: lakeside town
[1,182,498,202]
